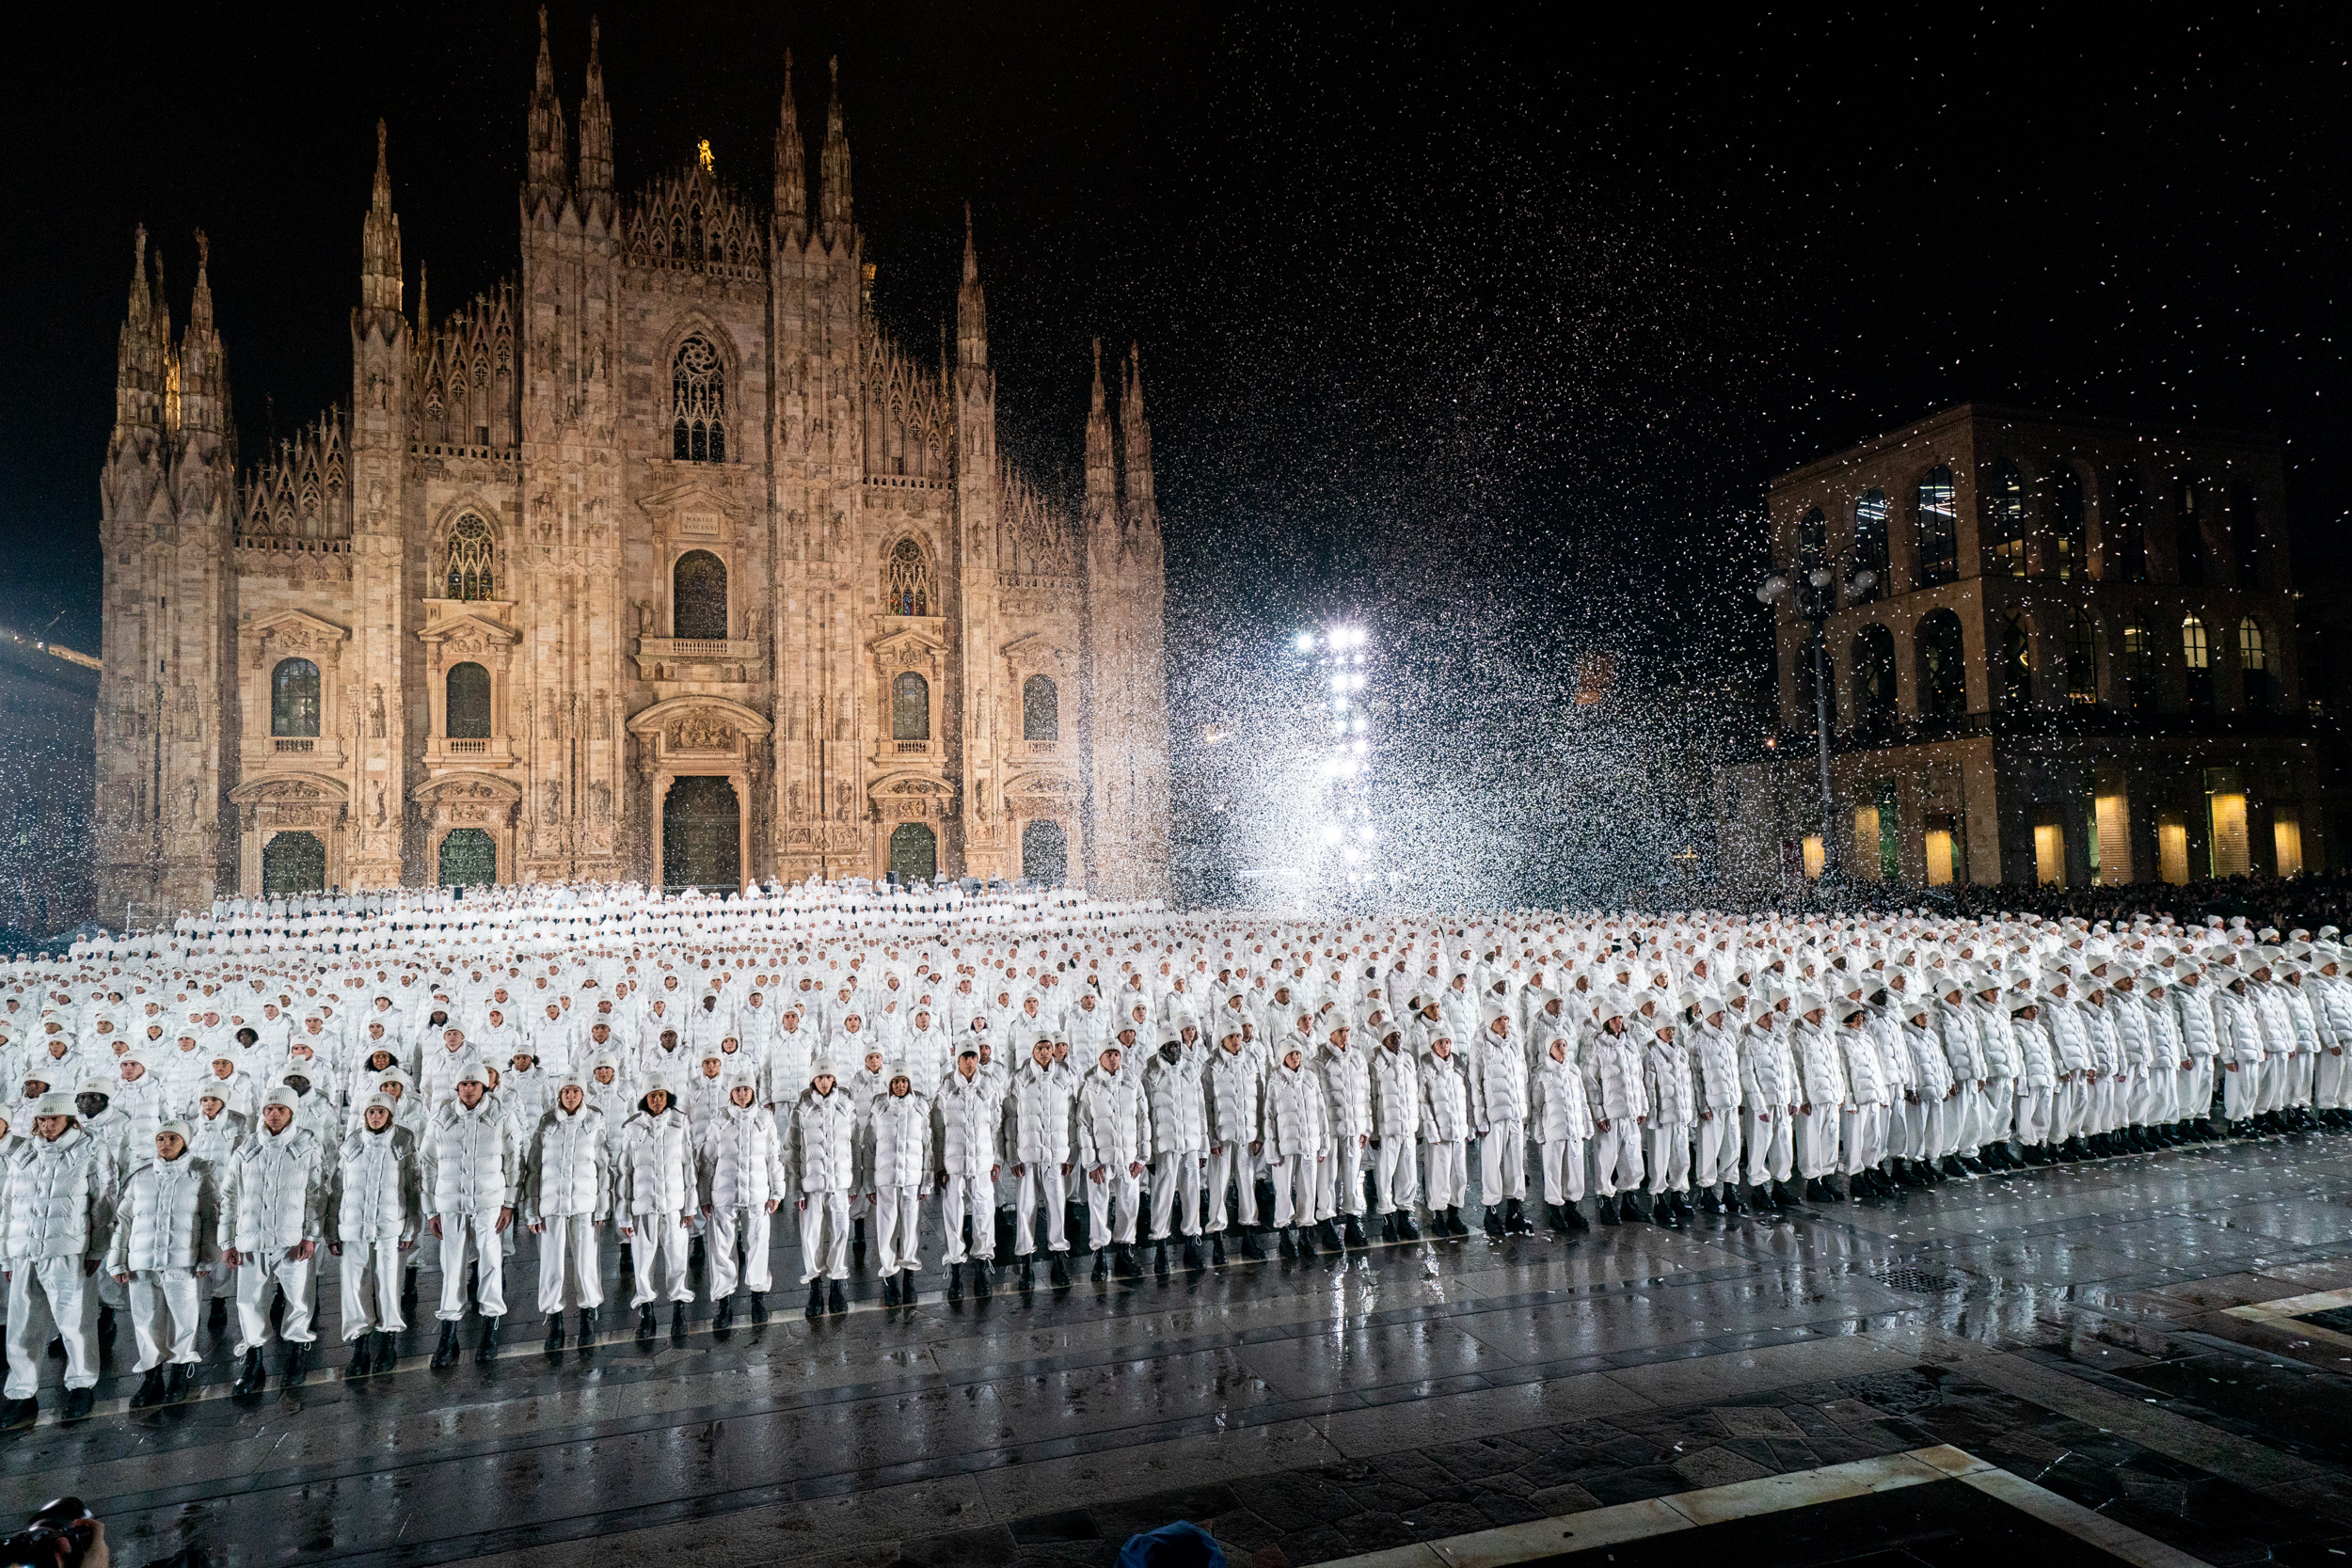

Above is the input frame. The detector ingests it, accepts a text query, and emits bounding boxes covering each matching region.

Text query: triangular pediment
[1001,630,1076,667]
[417,610,522,647]
[636,471,750,521]
[869,623,949,658]
[247,609,350,643]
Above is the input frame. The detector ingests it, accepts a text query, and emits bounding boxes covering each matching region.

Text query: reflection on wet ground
[8,1129,2350,1568]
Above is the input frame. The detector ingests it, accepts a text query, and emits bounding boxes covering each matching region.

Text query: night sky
[4,3,2345,705]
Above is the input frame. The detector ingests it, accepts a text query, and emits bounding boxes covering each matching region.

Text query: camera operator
[1,1497,110,1568]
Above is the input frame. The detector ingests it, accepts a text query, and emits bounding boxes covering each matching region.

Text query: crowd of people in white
[2,878,2348,1429]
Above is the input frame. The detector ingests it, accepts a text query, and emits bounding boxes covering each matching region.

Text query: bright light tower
[1294,621,1377,894]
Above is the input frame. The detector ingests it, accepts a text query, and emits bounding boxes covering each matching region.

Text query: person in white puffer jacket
[220,1085,326,1397]
[1143,1037,1210,1271]
[1076,1042,1151,1277]
[1261,1036,1326,1258]
[1203,1026,1267,1262]
[327,1092,419,1381]
[1687,998,1744,1215]
[1369,1025,1423,1243]
[107,1118,220,1407]
[3,1094,117,1426]
[698,1071,786,1327]
[867,1064,930,1304]
[1468,1007,1534,1238]
[933,1042,1005,1298]
[421,1054,521,1369]
[525,1075,612,1353]
[1004,1036,1078,1284]
[1316,1024,1374,1250]
[789,1059,858,1318]
[618,1077,698,1338]
[1418,1031,1473,1236]
[1532,1025,1593,1232]
[1583,999,1649,1225]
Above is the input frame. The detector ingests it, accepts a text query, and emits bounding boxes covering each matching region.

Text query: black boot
[1153,1242,1170,1278]
[806,1280,825,1321]
[1092,1248,1110,1280]
[576,1309,598,1348]
[1020,1258,1038,1291]
[373,1330,398,1372]
[1597,1196,1621,1226]
[1396,1209,1422,1241]
[131,1367,168,1407]
[344,1338,373,1382]
[1697,1187,1723,1215]
[899,1275,918,1307]
[1564,1199,1591,1232]
[61,1386,94,1421]
[947,1263,964,1302]
[1483,1204,1505,1239]
[639,1303,660,1338]
[167,1363,194,1403]
[1050,1252,1072,1288]
[972,1260,992,1299]
[1724,1184,1750,1214]
[748,1292,767,1323]
[1504,1198,1535,1235]
[545,1314,566,1355]
[208,1296,229,1334]
[430,1322,463,1370]
[278,1339,310,1387]
[1343,1214,1369,1248]
[1277,1227,1297,1259]
[1114,1243,1137,1277]
[670,1302,689,1339]
[882,1275,901,1308]
[1183,1237,1204,1270]
[850,1217,866,1263]
[476,1316,501,1364]
[1241,1227,1267,1259]
[827,1280,849,1315]
[1380,1212,1399,1243]
[1315,1219,1343,1252]
[711,1296,735,1333]
[0,1397,35,1431]
[1213,1230,1232,1265]
[1447,1206,1471,1236]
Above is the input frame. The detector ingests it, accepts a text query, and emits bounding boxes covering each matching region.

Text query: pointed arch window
[884,538,931,616]
[671,334,727,463]
[1915,466,1959,586]
[444,515,494,601]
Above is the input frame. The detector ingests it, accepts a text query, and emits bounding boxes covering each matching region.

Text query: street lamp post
[1757,563,1874,885]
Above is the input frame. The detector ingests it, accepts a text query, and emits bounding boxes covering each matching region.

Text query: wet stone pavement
[8,1130,2352,1568]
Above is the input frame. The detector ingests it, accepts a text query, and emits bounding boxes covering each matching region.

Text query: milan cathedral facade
[92,18,1170,914]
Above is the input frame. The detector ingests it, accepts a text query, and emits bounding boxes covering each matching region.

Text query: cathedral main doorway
[889,821,937,884]
[663,776,740,891]
[262,831,326,895]
[437,828,497,889]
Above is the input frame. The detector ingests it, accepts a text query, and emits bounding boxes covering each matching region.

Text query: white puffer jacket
[221,1124,326,1255]
[1145,1051,1209,1156]
[526,1103,611,1222]
[1645,1034,1694,1125]
[2174,987,2220,1060]
[106,1151,218,1273]
[331,1125,421,1244]
[1739,1020,1794,1110]
[1420,1053,1472,1143]
[1837,1023,1885,1108]
[1077,1068,1151,1169]
[1370,1043,1419,1141]
[3,1128,115,1263]
[933,1070,1003,1178]
[1260,1059,1325,1162]
[1534,1049,1594,1142]
[1003,1061,1077,1164]
[618,1104,696,1216]
[1583,1029,1648,1121]
[1318,1044,1373,1141]
[699,1101,786,1209]
[422,1098,520,1215]
[1792,1022,1848,1107]
[1690,1023,1741,1114]
[1203,1046,1263,1148]
[789,1087,859,1195]
[1468,1034,1528,1128]
[867,1090,930,1190]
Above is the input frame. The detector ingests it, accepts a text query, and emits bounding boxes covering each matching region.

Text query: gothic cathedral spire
[774,50,806,242]
[577,13,613,225]
[957,204,987,369]
[819,56,853,242]
[360,119,403,324]
[525,5,569,215]
[1121,342,1156,538]
[1083,338,1117,531]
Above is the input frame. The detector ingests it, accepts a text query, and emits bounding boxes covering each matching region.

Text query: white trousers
[339,1239,407,1337]
[1326,1137,1368,1216]
[1013,1163,1070,1255]
[235,1247,318,1350]
[1838,1105,1883,1175]
[1592,1121,1645,1196]
[1743,1108,1792,1185]
[1645,1121,1692,1194]
[1694,1113,1740,1186]
[1088,1164,1143,1246]
[873,1186,923,1276]
[6,1257,98,1397]
[126,1268,205,1370]
[797,1190,850,1282]
[534,1214,604,1313]
[707,1205,774,1295]
[1267,1153,1316,1229]
[1371,1134,1419,1212]
[1149,1151,1206,1239]
[1479,1121,1528,1203]
[1423,1140,1470,1209]
[1538,1139,1587,1206]
[1795,1106,1839,1178]
[940,1172,994,1263]
[436,1212,508,1322]
[2015,1088,2054,1148]
[1979,1080,2016,1145]
[627,1211,692,1305]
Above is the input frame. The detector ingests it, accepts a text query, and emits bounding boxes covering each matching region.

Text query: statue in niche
[370,782,387,828]
[589,781,612,822]
[544,782,563,821]
[369,686,387,739]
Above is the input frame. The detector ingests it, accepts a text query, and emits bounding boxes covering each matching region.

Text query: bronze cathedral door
[663,776,740,891]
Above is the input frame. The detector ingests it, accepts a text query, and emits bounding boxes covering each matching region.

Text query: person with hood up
[1791,999,1848,1200]
[328,1091,420,1380]
[2,1093,116,1425]
[1143,1036,1210,1272]
[1005,1035,1078,1286]
[421,1053,521,1367]
[108,1117,220,1406]
[1532,1021,1593,1233]
[1418,1030,1473,1236]
[1688,996,1745,1213]
[525,1074,612,1354]
[866,1063,930,1306]
[1368,1024,1422,1242]
[1316,1022,1374,1250]
[698,1070,787,1328]
[220,1085,326,1395]
[1262,1034,1327,1259]
[1076,1041,1151,1277]
[1468,1006,1534,1236]
[933,1040,1003,1300]
[1640,1014,1696,1225]
[788,1059,858,1318]
[1582,1000,1648,1224]
[618,1077,698,1338]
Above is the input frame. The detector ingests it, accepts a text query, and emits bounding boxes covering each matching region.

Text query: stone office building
[91,18,1170,912]
[1716,403,2341,891]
